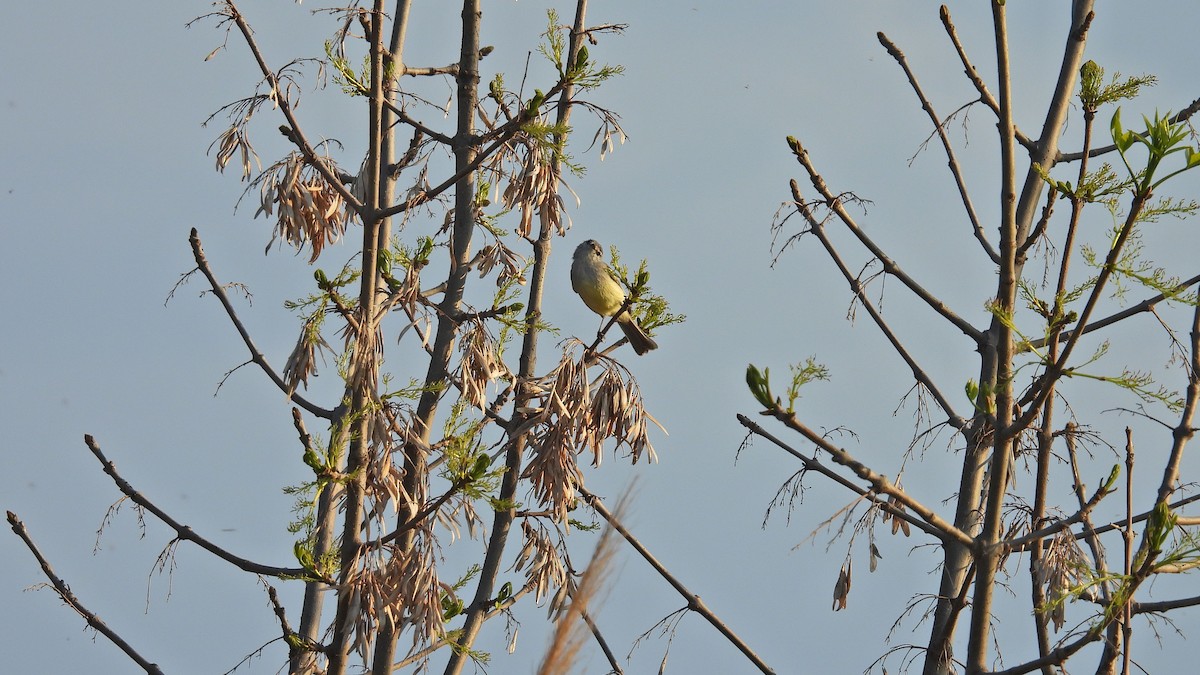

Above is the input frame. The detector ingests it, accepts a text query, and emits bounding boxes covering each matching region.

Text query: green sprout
[746,358,828,415]
[1111,108,1200,197]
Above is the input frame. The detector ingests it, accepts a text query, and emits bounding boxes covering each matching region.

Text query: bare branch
[579,487,778,675]
[1131,594,1200,614]
[937,5,1036,154]
[785,137,985,344]
[739,413,973,548]
[876,31,999,263]
[788,180,966,426]
[578,608,625,675]
[7,511,167,675]
[737,413,942,541]
[187,228,336,420]
[83,435,309,579]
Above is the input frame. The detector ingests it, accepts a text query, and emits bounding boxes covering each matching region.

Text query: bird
[570,239,658,355]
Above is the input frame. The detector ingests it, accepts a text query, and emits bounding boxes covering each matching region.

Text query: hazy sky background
[4,2,1200,673]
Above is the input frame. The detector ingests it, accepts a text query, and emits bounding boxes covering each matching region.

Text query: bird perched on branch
[570,239,658,355]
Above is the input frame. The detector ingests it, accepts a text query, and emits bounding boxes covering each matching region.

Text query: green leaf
[1147,500,1177,553]
[525,89,546,119]
[1111,108,1134,153]
[1187,147,1200,170]
[303,447,324,472]
[1102,464,1120,492]
[746,364,775,410]
[441,596,464,621]
[496,581,513,605]
[470,453,491,480]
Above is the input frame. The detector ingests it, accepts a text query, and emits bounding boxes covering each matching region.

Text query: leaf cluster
[605,246,684,334]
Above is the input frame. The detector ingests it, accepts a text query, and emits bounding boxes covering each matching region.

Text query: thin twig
[1064,423,1111,600]
[877,31,998,263]
[736,413,943,542]
[384,99,454,145]
[741,412,974,548]
[985,630,1101,675]
[7,511,167,675]
[188,228,336,420]
[579,487,777,675]
[220,0,364,212]
[937,5,1036,153]
[1121,427,1135,675]
[1130,594,1200,614]
[537,487,625,675]
[789,179,964,427]
[786,138,984,344]
[579,608,624,674]
[84,434,309,579]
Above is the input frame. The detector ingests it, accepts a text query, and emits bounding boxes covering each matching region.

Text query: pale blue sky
[4,2,1200,673]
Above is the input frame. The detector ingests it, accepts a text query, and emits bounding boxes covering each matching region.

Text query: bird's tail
[618,315,658,355]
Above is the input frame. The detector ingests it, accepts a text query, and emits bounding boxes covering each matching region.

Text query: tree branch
[937,5,1036,154]
[84,434,309,578]
[789,179,965,426]
[579,608,624,675]
[786,137,985,344]
[741,412,974,548]
[877,31,999,264]
[188,228,336,420]
[579,487,778,675]
[737,413,944,541]
[220,0,364,213]
[7,511,167,675]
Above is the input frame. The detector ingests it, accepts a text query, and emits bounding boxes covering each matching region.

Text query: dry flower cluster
[1035,528,1090,632]
[458,321,510,410]
[524,345,659,522]
[500,138,572,239]
[256,152,354,262]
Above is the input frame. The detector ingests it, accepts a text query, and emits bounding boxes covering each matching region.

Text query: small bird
[570,239,658,355]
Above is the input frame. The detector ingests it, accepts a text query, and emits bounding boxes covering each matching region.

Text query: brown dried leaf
[282,312,332,396]
[832,560,851,611]
[255,153,352,262]
[514,521,569,606]
[459,321,510,410]
[211,125,260,181]
[523,345,663,523]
